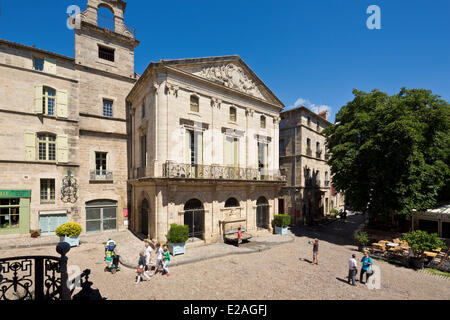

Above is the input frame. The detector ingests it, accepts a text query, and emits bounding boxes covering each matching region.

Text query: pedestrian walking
[348,254,358,286]
[162,244,171,276]
[237,227,243,248]
[144,240,153,275]
[360,251,373,284]
[311,239,319,265]
[136,251,151,284]
[151,242,163,276]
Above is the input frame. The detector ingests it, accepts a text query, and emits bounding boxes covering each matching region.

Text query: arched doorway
[184,199,204,241]
[256,197,269,230]
[141,199,149,237]
[225,197,239,208]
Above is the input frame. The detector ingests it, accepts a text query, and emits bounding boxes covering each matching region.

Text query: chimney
[318,110,328,121]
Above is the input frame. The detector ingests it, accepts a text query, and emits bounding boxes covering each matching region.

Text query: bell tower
[74,0,139,78]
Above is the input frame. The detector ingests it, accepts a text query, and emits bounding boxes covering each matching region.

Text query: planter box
[168,243,185,256]
[60,236,80,247]
[275,226,288,235]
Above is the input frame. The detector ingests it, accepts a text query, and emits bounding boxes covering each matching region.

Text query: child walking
[151,243,164,276]
[135,251,151,284]
[237,227,243,248]
[162,244,171,276]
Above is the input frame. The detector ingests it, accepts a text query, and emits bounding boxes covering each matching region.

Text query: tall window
[40,179,55,203]
[306,138,311,155]
[33,57,44,71]
[141,103,145,118]
[230,107,237,122]
[307,116,311,126]
[140,135,147,167]
[190,95,199,113]
[0,198,20,230]
[224,136,239,167]
[258,142,268,171]
[38,134,56,161]
[260,116,266,129]
[316,142,321,152]
[98,45,115,62]
[103,99,113,117]
[43,87,56,116]
[96,152,107,175]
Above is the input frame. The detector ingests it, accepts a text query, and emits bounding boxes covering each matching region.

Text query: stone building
[279,106,345,225]
[0,0,139,237]
[127,56,286,244]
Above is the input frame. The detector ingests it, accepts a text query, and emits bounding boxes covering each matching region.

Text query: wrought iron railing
[0,244,92,301]
[306,148,312,157]
[90,170,113,181]
[325,180,330,187]
[163,162,286,181]
[325,153,330,160]
[316,150,322,159]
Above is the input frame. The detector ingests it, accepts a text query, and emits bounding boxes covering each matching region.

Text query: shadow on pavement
[290,214,367,247]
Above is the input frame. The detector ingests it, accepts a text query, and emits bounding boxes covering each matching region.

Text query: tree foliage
[402,230,446,258]
[323,88,449,223]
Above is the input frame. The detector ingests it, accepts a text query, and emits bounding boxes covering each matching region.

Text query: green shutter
[44,57,56,74]
[24,131,36,161]
[34,85,43,114]
[57,134,69,163]
[57,90,68,118]
[19,198,30,234]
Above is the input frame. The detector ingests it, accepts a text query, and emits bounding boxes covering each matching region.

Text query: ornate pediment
[193,63,265,100]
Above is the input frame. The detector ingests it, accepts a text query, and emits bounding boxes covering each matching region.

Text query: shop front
[0,190,31,235]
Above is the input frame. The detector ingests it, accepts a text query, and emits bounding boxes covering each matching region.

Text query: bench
[224,227,252,243]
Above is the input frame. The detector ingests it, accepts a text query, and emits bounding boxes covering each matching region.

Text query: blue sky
[0,0,448,122]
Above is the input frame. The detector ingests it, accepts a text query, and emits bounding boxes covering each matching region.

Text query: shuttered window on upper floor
[34,85,68,118]
[24,131,69,163]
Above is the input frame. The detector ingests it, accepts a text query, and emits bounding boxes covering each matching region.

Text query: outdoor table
[424,251,438,258]
[386,243,399,248]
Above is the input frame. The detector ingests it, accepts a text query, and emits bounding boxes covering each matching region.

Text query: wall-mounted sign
[124,220,129,226]
[123,208,128,217]
[0,190,31,198]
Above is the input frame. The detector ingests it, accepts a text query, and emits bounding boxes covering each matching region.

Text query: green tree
[323,88,450,225]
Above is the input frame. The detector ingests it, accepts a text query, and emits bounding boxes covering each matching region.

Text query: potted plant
[329,208,339,217]
[55,222,82,247]
[354,231,370,252]
[402,230,446,270]
[166,223,189,256]
[274,214,291,235]
[30,229,41,238]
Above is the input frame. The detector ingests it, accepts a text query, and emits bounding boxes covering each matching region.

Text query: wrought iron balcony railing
[305,177,322,188]
[163,162,286,182]
[306,148,312,157]
[325,153,330,160]
[325,180,330,186]
[316,150,322,159]
[89,170,113,181]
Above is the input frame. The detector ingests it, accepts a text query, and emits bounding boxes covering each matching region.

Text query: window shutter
[44,57,56,74]
[24,131,36,161]
[185,130,191,164]
[34,85,43,114]
[57,134,69,163]
[195,131,203,165]
[234,138,239,167]
[224,136,232,166]
[57,90,68,118]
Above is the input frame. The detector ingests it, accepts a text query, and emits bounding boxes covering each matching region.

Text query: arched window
[225,198,239,208]
[97,5,115,31]
[229,106,237,122]
[260,115,266,129]
[190,95,199,113]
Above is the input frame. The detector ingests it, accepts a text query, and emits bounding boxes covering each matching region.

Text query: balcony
[325,180,330,187]
[316,150,322,159]
[163,161,286,182]
[90,170,113,182]
[305,177,322,188]
[325,153,330,160]
[306,148,312,157]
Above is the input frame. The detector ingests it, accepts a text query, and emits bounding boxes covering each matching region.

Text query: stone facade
[279,106,345,225]
[127,57,286,244]
[0,0,138,237]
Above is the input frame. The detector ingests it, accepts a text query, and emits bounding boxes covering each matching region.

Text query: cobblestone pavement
[0,215,449,300]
